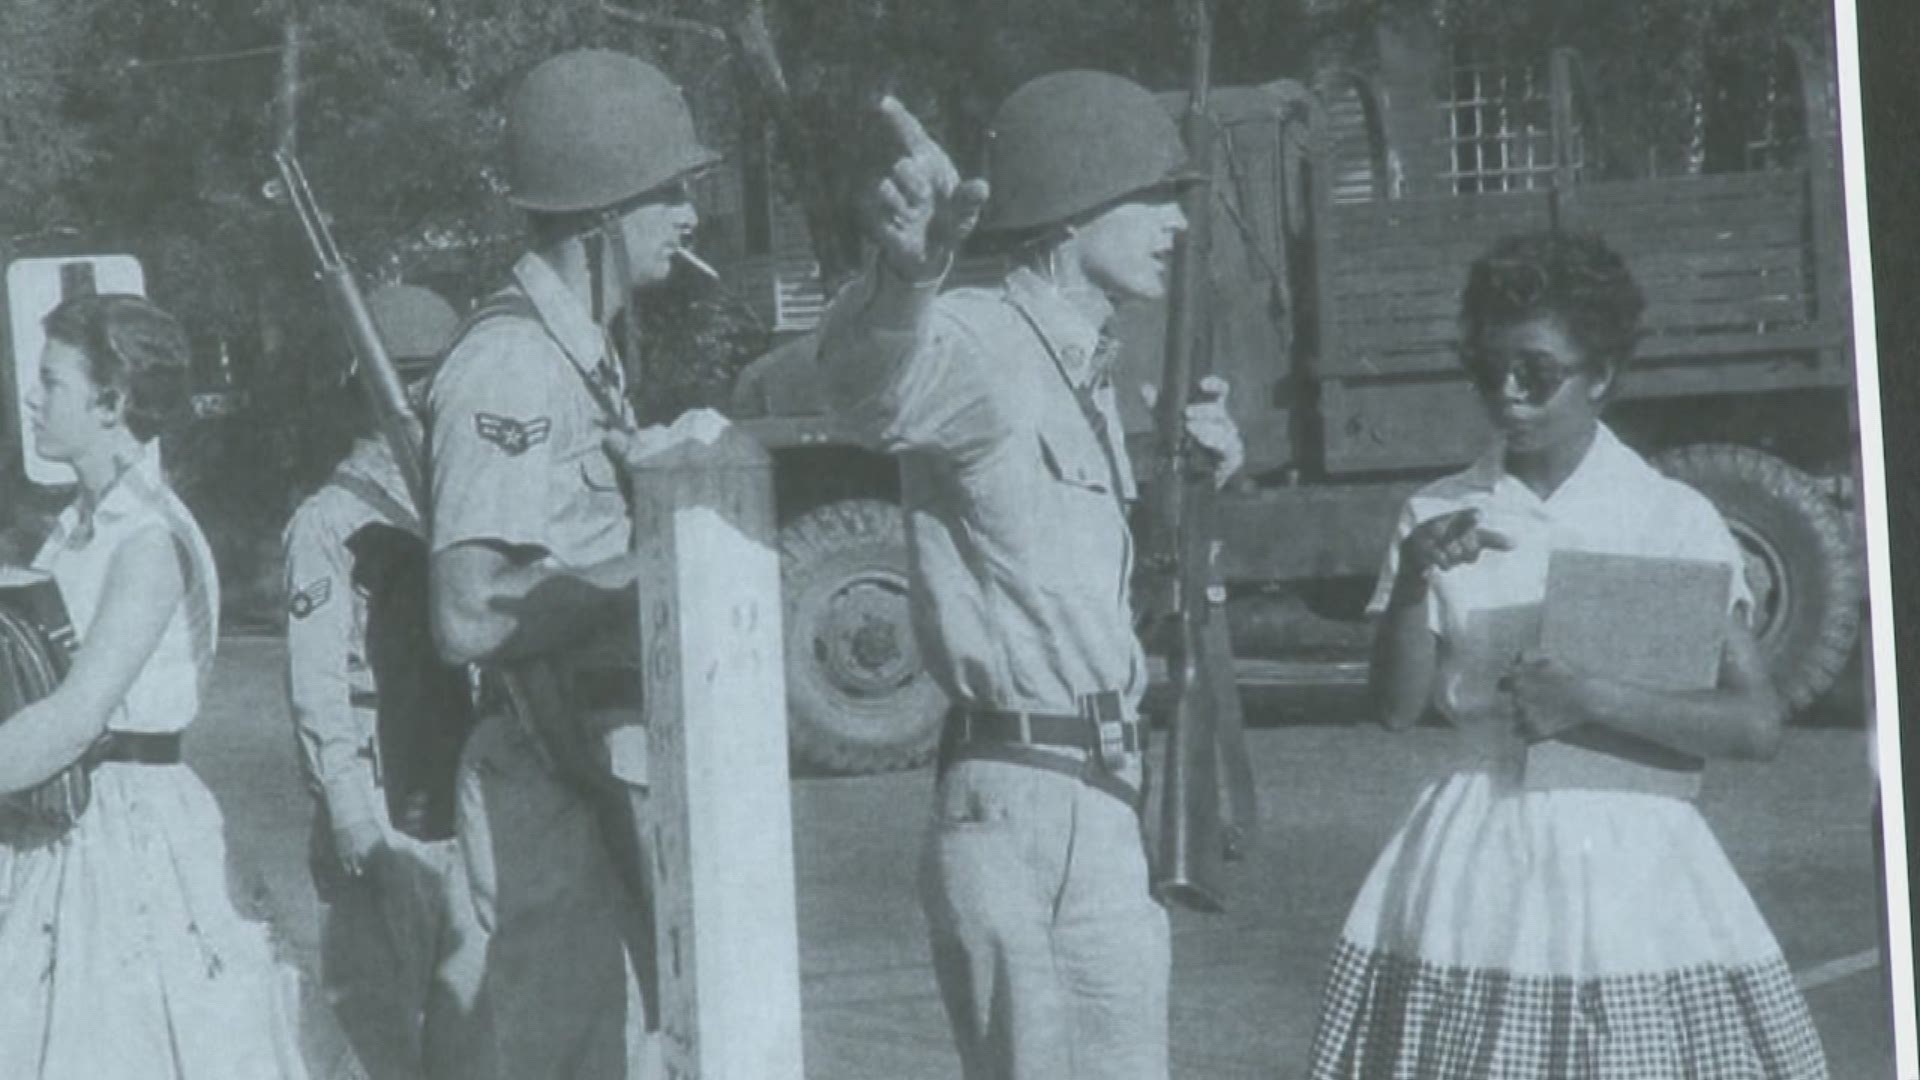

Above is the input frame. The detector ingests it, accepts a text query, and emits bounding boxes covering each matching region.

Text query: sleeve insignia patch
[289,577,332,620]
[474,413,552,456]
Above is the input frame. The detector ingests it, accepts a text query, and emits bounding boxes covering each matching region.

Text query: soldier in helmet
[818,73,1244,1079]
[423,48,717,1079]
[283,282,468,1078]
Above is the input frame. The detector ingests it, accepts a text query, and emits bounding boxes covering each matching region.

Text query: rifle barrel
[1148,0,1230,914]
[273,149,429,511]
[273,151,342,271]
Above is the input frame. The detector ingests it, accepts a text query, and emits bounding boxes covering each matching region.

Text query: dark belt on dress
[92,731,183,766]
[939,701,1145,809]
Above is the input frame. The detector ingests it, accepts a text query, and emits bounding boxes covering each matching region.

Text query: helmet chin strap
[586,214,644,398]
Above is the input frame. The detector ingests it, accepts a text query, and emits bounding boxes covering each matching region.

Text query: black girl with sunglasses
[1305,230,1829,1079]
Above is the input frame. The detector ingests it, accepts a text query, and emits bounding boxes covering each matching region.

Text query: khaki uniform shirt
[427,253,639,676]
[282,438,416,834]
[818,264,1146,722]
[423,259,651,1079]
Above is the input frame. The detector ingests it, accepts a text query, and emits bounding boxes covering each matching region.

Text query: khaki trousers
[430,712,657,1080]
[312,801,464,1079]
[920,758,1171,1080]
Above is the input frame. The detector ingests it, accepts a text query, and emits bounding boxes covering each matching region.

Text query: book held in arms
[1527,550,1734,797]
[0,566,78,684]
[0,565,91,837]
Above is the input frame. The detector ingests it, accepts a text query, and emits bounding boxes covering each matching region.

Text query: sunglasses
[637,177,698,207]
[602,174,705,220]
[1462,349,1592,406]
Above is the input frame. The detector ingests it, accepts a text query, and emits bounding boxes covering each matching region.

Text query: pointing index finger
[878,94,937,156]
[1475,527,1517,551]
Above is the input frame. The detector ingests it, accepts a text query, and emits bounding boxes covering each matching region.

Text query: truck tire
[780,498,946,773]
[1651,444,1862,712]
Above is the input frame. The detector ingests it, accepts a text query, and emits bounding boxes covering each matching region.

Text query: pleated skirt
[1308,763,1827,1080]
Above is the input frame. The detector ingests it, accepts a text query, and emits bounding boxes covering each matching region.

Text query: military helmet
[977,70,1200,234]
[366,284,458,381]
[504,49,720,214]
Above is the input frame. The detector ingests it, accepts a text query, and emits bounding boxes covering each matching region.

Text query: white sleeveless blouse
[30,444,219,734]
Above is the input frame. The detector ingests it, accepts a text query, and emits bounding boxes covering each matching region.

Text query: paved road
[190,637,1899,1079]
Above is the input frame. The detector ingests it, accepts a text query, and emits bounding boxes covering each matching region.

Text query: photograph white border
[1833,0,1917,1073]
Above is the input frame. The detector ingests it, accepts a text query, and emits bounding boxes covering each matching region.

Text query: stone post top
[616,409,771,474]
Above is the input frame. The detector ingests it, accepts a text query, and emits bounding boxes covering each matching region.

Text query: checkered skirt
[1307,767,1827,1080]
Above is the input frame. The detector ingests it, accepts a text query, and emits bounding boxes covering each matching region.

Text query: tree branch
[600,4,732,45]
[718,0,859,284]
[277,20,303,155]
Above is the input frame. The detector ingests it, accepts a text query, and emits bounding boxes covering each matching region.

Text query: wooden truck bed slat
[1325,246,1808,309]
[1330,273,1811,334]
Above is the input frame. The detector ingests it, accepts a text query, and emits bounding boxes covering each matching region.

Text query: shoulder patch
[474,413,552,455]
[289,577,332,620]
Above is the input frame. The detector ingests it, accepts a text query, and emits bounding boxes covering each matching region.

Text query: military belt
[941,703,1144,810]
[951,706,1143,754]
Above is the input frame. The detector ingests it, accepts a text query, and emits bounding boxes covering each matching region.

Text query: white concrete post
[627,422,804,1080]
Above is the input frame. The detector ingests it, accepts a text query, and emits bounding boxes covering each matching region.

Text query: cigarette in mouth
[673,247,720,280]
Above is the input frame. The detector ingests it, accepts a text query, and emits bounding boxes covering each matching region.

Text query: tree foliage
[0,0,1835,617]
[0,2,99,240]
[3,0,1835,424]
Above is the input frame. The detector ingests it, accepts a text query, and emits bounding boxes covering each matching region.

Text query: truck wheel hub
[815,574,917,696]
[1729,518,1788,647]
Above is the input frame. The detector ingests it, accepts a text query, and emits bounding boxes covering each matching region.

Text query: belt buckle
[1084,691,1126,773]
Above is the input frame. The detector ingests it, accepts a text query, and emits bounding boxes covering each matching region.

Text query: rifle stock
[1145,0,1257,913]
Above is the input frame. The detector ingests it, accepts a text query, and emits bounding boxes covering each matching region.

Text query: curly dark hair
[1459,230,1646,378]
[42,294,192,443]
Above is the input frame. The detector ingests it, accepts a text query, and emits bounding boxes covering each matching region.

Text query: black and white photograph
[0,0,1910,1076]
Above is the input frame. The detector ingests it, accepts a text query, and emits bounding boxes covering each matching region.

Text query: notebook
[1523,550,1733,795]
[0,567,77,662]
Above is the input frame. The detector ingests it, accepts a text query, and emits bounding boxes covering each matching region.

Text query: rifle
[1143,0,1259,913]
[273,152,657,975]
[272,152,429,508]
[270,150,481,841]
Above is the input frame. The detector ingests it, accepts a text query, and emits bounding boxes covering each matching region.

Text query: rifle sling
[459,290,633,434]
[329,470,421,536]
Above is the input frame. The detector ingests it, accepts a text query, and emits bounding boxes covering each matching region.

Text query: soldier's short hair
[42,294,192,443]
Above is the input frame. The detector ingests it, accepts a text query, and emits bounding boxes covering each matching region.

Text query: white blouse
[32,444,219,734]
[1369,424,1751,745]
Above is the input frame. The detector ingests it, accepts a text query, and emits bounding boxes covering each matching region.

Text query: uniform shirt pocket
[579,451,623,494]
[1036,425,1113,495]
[1023,424,1129,591]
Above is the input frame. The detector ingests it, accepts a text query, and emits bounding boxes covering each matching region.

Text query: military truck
[729,34,1862,774]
